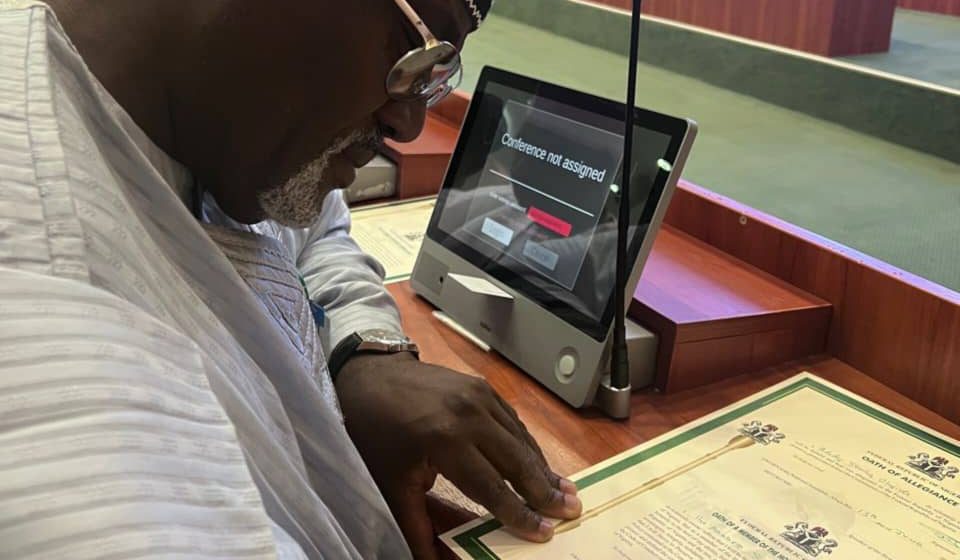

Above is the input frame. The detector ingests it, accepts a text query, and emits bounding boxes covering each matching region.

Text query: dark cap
[463,0,493,30]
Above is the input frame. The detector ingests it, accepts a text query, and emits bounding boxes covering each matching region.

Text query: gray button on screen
[522,240,560,271]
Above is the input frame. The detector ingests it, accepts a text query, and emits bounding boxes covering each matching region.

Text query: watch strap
[328,332,363,382]
[328,331,420,382]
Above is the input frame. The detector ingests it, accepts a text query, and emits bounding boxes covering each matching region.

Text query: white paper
[447,273,515,300]
[350,197,436,283]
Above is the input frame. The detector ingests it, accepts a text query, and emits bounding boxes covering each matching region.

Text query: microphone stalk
[611,0,643,395]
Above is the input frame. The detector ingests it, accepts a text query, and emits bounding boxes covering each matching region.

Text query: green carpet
[842,9,960,90]
[461,14,960,293]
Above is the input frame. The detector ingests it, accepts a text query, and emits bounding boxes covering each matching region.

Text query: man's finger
[479,422,582,521]
[387,482,438,560]
[470,379,556,489]
[486,401,562,494]
[439,447,553,543]
[488,392,582,510]
[493,394,581,498]
[489,392,555,476]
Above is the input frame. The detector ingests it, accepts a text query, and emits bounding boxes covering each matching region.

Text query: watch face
[353,329,419,357]
[359,329,410,345]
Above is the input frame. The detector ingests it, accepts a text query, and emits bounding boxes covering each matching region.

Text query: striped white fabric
[0,269,283,559]
[202,189,404,356]
[0,3,410,558]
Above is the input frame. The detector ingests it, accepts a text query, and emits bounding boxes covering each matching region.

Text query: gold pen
[555,434,756,534]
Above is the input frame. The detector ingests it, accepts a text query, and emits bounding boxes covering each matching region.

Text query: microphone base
[595,378,632,420]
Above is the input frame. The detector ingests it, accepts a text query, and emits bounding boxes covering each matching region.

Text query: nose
[375,99,428,143]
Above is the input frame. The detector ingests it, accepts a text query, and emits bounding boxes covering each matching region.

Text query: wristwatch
[328,329,420,381]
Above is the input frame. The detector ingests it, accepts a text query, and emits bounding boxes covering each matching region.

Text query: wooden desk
[391,281,960,553]
[391,281,960,480]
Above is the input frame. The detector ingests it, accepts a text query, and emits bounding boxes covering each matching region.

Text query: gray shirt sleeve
[280,189,404,349]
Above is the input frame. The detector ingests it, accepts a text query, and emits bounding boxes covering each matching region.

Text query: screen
[428,67,690,341]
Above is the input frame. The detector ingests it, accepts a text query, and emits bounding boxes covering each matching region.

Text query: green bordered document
[442,373,960,559]
[350,197,436,284]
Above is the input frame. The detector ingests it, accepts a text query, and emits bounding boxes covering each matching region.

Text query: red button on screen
[527,206,572,237]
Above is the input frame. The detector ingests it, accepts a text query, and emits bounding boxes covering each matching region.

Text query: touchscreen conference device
[411,67,697,407]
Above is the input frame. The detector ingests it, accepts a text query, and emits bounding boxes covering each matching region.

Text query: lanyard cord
[190,177,204,221]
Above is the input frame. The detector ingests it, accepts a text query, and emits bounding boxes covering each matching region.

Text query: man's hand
[335,352,582,559]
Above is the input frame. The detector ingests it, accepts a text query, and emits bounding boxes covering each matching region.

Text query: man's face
[177,0,472,225]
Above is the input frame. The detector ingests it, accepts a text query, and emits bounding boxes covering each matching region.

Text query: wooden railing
[663,182,960,424]
[588,0,898,56]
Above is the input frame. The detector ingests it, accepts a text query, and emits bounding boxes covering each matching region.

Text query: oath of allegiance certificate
[443,373,960,560]
[350,197,436,284]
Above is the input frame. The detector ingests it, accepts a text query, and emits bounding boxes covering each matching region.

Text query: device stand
[595,375,632,419]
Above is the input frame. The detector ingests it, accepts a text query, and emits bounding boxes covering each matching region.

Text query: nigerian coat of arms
[738,420,786,445]
[906,452,959,481]
[781,522,839,557]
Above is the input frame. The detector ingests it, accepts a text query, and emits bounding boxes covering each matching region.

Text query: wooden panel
[830,0,896,56]
[630,226,831,391]
[663,181,960,425]
[667,322,828,389]
[650,0,834,55]
[380,92,469,199]
[381,113,459,198]
[588,0,896,56]
[899,0,960,15]
[429,91,471,128]
[635,227,830,331]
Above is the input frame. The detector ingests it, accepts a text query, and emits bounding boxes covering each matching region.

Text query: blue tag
[309,300,326,329]
[298,275,326,329]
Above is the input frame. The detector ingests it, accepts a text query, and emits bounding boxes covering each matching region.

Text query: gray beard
[257,128,375,228]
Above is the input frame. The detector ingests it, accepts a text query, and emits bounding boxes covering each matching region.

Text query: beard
[257,128,378,228]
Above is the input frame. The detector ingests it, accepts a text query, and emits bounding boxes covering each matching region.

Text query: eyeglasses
[387,0,463,107]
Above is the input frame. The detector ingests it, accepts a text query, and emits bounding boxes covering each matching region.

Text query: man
[0,0,581,558]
